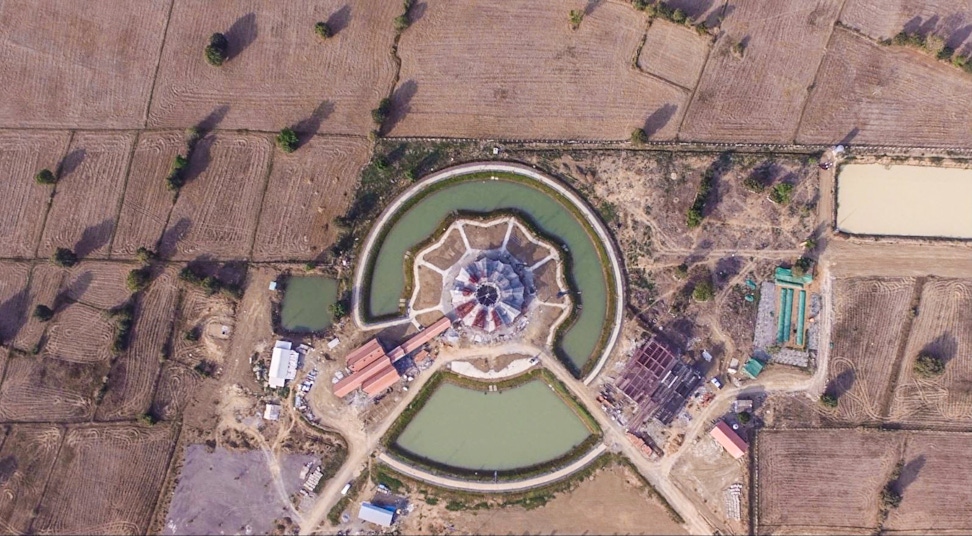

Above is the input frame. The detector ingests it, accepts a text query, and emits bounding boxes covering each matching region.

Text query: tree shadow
[839,127,859,146]
[226,13,258,61]
[715,255,743,282]
[0,285,29,344]
[195,105,230,135]
[948,23,972,52]
[182,135,215,186]
[55,269,93,311]
[385,79,418,134]
[895,455,926,493]
[57,148,86,179]
[583,0,602,17]
[327,4,352,35]
[903,15,940,37]
[826,368,855,398]
[294,101,335,147]
[643,104,678,139]
[74,218,114,259]
[701,151,734,219]
[666,0,717,24]
[920,333,958,364]
[158,217,193,260]
[409,2,427,24]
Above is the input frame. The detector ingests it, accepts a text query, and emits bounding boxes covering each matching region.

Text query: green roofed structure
[773,267,813,349]
[774,267,813,287]
[743,358,765,379]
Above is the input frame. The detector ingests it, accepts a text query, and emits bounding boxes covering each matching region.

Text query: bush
[33,304,54,322]
[630,128,648,145]
[568,9,584,30]
[770,182,794,204]
[914,352,945,377]
[166,154,189,191]
[820,393,838,408]
[51,247,78,267]
[184,327,201,342]
[394,14,410,31]
[731,41,746,58]
[632,0,649,10]
[692,279,714,302]
[135,246,157,263]
[329,301,348,320]
[35,169,57,185]
[204,33,229,66]
[371,98,392,125]
[880,487,902,510]
[275,128,299,153]
[194,359,219,378]
[314,21,333,40]
[737,411,751,424]
[109,301,135,353]
[126,267,152,292]
[139,412,159,425]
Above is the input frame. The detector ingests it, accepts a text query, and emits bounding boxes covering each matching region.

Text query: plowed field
[680,0,841,143]
[13,264,65,353]
[0,425,63,534]
[112,132,183,258]
[148,0,398,136]
[0,0,168,128]
[159,133,271,260]
[391,0,689,140]
[38,132,135,259]
[827,277,916,423]
[638,19,710,90]
[840,0,972,53]
[797,28,972,147]
[96,268,179,421]
[60,261,137,311]
[32,424,177,535]
[0,354,105,422]
[890,279,972,428]
[42,303,115,364]
[0,131,69,257]
[253,136,370,260]
[150,362,199,421]
[0,262,31,345]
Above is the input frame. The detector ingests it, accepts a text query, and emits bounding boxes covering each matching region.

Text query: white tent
[268,340,298,388]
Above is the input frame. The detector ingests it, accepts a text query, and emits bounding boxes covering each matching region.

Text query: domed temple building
[451,258,526,333]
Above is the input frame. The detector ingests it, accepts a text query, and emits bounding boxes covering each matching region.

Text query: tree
[568,9,584,30]
[135,246,157,263]
[166,154,189,191]
[126,267,151,292]
[51,247,78,267]
[275,128,299,153]
[737,411,752,425]
[371,98,392,125]
[394,14,410,31]
[204,33,229,66]
[914,352,945,377]
[33,304,54,322]
[630,128,648,145]
[34,169,57,185]
[770,182,794,204]
[314,21,333,40]
[692,279,714,302]
[329,301,348,320]
[820,393,838,408]
[880,487,902,510]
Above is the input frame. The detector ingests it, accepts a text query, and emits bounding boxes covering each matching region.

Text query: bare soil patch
[506,225,551,266]
[0,262,31,346]
[680,0,842,143]
[170,286,235,369]
[827,277,916,423]
[60,261,137,311]
[797,28,972,147]
[148,0,398,136]
[0,131,69,257]
[111,132,183,258]
[414,266,442,310]
[253,136,370,261]
[0,353,105,422]
[423,229,466,271]
[840,0,972,54]
[0,0,168,128]
[96,268,179,421]
[0,425,63,534]
[160,133,272,261]
[42,303,115,364]
[756,428,902,534]
[391,0,689,140]
[33,424,177,535]
[638,19,710,89]
[38,132,135,259]
[889,279,972,428]
[462,221,508,251]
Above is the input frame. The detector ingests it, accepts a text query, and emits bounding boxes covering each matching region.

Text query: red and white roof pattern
[451,259,524,333]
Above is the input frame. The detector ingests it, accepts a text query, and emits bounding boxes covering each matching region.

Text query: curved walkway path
[351,161,625,385]
[377,444,607,493]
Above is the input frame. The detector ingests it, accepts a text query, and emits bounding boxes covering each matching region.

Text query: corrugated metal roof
[358,503,394,527]
[711,421,748,459]
[333,356,392,397]
[362,366,401,397]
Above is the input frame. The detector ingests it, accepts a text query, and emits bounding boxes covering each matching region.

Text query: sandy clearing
[390,0,688,140]
[679,0,842,143]
[0,0,169,128]
[148,0,399,136]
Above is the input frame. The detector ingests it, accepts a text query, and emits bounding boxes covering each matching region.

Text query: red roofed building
[346,338,386,372]
[710,421,748,459]
[362,366,401,397]
[333,356,392,398]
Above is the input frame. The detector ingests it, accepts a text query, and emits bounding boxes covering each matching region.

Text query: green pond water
[280,276,337,332]
[368,177,609,369]
[394,381,591,471]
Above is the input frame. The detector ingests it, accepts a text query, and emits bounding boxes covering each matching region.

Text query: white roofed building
[269,340,299,388]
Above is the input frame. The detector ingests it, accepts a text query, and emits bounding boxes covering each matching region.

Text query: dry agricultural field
[638,19,711,90]
[840,0,972,53]
[0,425,64,534]
[390,0,689,140]
[826,277,917,423]
[148,0,399,136]
[756,429,972,535]
[889,279,972,428]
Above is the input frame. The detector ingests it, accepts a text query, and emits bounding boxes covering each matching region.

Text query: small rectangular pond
[394,379,592,471]
[837,164,972,239]
[280,276,337,333]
